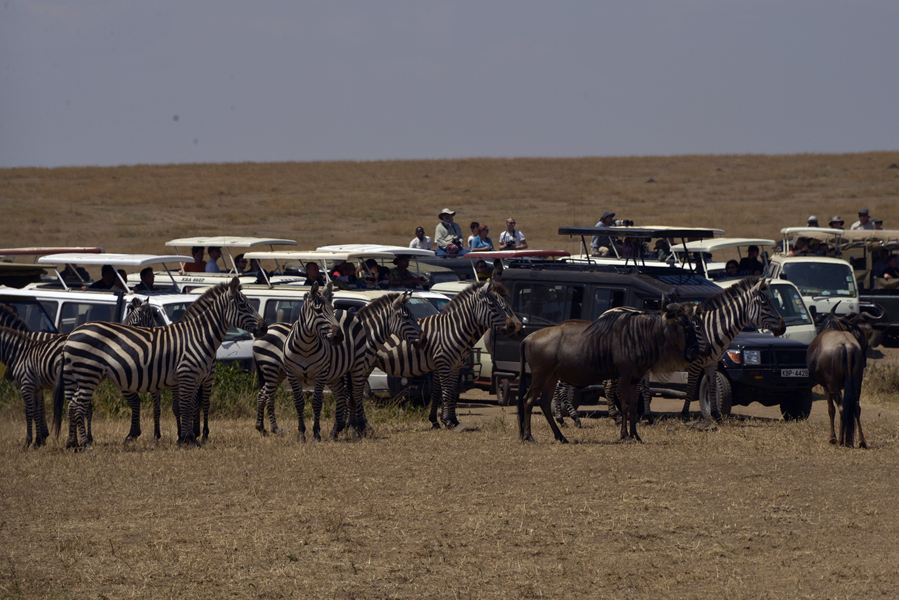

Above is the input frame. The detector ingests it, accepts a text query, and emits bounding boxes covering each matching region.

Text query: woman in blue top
[470,225,495,251]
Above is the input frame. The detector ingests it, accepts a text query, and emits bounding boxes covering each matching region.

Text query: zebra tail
[52,363,65,438]
[841,345,858,447]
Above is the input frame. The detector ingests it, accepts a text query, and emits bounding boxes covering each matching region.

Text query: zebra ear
[310,281,320,295]
[229,277,241,293]
[323,281,334,303]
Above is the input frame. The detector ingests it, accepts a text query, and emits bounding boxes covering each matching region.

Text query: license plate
[781,368,808,378]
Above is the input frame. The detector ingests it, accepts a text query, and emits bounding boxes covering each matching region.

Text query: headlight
[725,350,743,364]
[744,350,762,365]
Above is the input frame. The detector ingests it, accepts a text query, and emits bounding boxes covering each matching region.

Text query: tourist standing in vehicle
[434,208,464,256]
[828,215,845,229]
[470,225,495,251]
[205,247,223,273]
[738,245,765,275]
[388,255,427,288]
[807,215,819,227]
[851,208,875,230]
[183,246,205,273]
[409,226,432,250]
[133,267,156,292]
[88,264,118,290]
[591,211,615,254]
[499,217,527,249]
[875,255,899,280]
[303,262,326,286]
[467,222,481,248]
[360,258,390,288]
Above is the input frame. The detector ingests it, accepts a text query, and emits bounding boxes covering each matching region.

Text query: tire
[699,371,732,421]
[780,389,813,421]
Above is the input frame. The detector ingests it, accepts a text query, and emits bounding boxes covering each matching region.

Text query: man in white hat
[434,208,465,256]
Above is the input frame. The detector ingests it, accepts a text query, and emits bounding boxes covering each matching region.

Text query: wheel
[495,378,513,406]
[780,389,813,421]
[699,371,732,421]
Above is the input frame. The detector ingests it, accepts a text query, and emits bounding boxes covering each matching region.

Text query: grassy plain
[1,153,899,599]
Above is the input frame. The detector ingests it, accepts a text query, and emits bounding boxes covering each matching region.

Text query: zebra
[550,378,651,427]
[680,277,785,420]
[253,289,423,440]
[376,280,521,429]
[53,278,265,448]
[0,321,65,448]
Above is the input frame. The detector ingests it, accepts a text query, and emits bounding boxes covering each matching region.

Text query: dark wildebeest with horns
[517,304,704,443]
[807,304,880,448]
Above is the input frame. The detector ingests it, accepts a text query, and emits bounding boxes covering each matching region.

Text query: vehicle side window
[589,288,626,319]
[263,299,303,324]
[0,300,58,332]
[60,302,116,333]
[334,300,365,318]
[514,284,584,324]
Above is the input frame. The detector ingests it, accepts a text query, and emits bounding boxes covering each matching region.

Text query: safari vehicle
[0,253,197,333]
[490,226,814,419]
[0,247,104,288]
[767,255,859,317]
[157,236,300,291]
[669,238,776,281]
[837,229,899,344]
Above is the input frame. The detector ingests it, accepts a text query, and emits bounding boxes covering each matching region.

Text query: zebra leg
[682,364,702,420]
[22,384,34,449]
[152,392,162,440]
[438,368,461,428]
[36,388,50,444]
[350,372,369,438]
[427,374,441,429]
[200,379,212,441]
[330,379,348,440]
[255,382,271,434]
[551,383,565,426]
[562,384,581,428]
[311,386,326,442]
[174,377,201,447]
[266,376,281,435]
[124,392,142,442]
[287,376,307,442]
[71,388,93,449]
[85,400,94,445]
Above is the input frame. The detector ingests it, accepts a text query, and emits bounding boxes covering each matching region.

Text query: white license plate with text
[781,368,809,378]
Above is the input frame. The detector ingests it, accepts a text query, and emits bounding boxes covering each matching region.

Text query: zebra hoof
[522,434,536,444]
[123,436,137,445]
[297,432,306,443]
[22,440,32,451]
[430,422,440,430]
[556,436,569,444]
[312,432,321,442]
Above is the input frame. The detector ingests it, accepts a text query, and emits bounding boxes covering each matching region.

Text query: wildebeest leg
[856,403,868,449]
[826,391,837,445]
[428,374,442,429]
[124,392,142,443]
[538,386,568,444]
[619,379,642,442]
[521,373,557,443]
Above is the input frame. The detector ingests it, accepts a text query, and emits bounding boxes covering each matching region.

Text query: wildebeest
[807,305,879,448]
[517,304,703,443]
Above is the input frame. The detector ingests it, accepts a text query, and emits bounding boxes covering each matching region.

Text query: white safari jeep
[767,255,859,317]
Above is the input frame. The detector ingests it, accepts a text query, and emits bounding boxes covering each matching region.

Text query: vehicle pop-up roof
[243,250,399,287]
[558,225,722,270]
[0,247,104,288]
[37,253,192,291]
[165,236,297,273]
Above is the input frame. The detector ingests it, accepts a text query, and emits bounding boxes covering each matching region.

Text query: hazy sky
[2,0,898,167]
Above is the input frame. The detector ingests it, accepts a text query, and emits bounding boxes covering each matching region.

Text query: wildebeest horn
[829,301,841,316]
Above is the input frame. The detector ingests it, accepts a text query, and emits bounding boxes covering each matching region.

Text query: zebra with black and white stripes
[377,280,521,429]
[680,277,785,420]
[254,289,423,440]
[54,278,265,448]
[0,315,65,448]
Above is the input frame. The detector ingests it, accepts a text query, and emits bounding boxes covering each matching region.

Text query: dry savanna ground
[1,154,899,599]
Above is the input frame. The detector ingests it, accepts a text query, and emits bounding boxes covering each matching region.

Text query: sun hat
[438,208,456,217]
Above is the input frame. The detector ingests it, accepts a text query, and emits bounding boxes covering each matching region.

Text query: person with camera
[499,217,527,249]
[434,208,466,256]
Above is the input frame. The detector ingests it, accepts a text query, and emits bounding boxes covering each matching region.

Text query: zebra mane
[442,281,505,314]
[359,292,403,315]
[700,277,760,312]
[0,304,29,331]
[182,281,234,319]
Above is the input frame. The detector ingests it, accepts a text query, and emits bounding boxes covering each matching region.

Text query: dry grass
[2,153,898,256]
[2,154,899,598]
[0,401,897,599]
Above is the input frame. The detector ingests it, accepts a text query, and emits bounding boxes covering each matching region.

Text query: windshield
[408,297,439,318]
[782,262,857,298]
[161,302,193,323]
[768,284,812,326]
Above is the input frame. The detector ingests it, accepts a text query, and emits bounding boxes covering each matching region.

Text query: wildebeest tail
[516,344,529,437]
[840,345,858,447]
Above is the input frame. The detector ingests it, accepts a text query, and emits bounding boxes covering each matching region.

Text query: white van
[767,255,859,316]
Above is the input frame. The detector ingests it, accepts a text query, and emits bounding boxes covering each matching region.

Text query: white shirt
[409,235,432,250]
[850,220,875,230]
[499,229,526,248]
